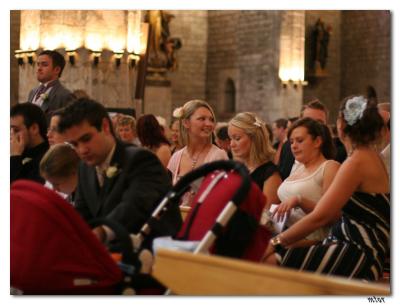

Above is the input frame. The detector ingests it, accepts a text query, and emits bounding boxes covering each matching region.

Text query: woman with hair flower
[228,112,282,209]
[262,95,390,281]
[167,100,228,206]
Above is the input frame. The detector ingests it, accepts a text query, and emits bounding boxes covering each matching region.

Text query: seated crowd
[10,92,390,283]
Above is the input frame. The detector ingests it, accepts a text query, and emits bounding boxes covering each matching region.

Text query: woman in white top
[272,117,340,244]
[168,100,228,205]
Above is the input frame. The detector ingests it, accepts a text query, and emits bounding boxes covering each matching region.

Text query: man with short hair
[58,98,181,243]
[272,118,288,164]
[11,103,49,184]
[28,50,74,120]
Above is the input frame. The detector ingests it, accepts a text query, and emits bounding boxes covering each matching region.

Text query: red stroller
[10,180,144,295]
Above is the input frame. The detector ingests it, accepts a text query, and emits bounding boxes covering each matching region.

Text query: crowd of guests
[10,49,390,284]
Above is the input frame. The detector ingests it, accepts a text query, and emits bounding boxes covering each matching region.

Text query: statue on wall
[310,18,332,76]
[146,10,182,76]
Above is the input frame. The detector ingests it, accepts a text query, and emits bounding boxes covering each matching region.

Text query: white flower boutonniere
[105,165,120,178]
[40,93,49,103]
[22,157,32,165]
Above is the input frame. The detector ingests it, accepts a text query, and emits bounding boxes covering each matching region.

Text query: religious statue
[146,10,182,76]
[310,18,332,75]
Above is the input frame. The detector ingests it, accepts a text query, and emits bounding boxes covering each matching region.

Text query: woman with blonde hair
[168,100,228,205]
[228,112,282,209]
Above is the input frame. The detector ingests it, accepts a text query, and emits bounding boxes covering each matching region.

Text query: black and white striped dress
[275,192,390,281]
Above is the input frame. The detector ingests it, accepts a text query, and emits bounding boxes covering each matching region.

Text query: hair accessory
[173,107,184,119]
[253,118,263,128]
[343,96,367,126]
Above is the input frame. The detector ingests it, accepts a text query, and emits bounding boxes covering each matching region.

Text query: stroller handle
[172,160,251,208]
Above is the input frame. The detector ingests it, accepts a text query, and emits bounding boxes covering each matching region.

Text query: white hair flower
[343,96,367,126]
[173,107,184,119]
[253,118,263,128]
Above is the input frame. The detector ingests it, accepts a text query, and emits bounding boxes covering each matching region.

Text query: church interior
[9,10,392,297]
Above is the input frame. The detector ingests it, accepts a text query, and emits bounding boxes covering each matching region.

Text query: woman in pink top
[168,100,228,205]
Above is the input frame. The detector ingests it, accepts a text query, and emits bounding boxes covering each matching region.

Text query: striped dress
[275,192,390,281]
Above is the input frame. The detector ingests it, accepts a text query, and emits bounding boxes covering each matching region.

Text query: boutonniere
[40,92,49,103]
[22,157,32,165]
[105,164,120,178]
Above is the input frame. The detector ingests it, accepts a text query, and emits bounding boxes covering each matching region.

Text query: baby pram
[10,179,154,295]
[135,160,271,262]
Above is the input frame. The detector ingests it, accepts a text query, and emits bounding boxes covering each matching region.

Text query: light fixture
[128,53,140,69]
[113,51,124,68]
[66,50,77,66]
[91,50,101,67]
[14,50,25,66]
[14,49,36,66]
[281,79,308,89]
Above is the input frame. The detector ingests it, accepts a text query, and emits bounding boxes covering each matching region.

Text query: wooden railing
[152,248,390,295]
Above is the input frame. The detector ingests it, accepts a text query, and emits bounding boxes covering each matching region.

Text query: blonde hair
[178,99,216,146]
[229,112,275,166]
[116,115,136,132]
[40,143,80,179]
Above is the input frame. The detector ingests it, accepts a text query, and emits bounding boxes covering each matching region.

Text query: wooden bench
[152,248,390,295]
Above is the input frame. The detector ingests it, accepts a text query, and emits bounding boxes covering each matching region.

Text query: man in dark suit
[58,98,181,244]
[10,103,49,184]
[28,50,74,121]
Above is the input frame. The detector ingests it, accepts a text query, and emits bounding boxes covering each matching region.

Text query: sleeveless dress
[167,145,228,206]
[277,160,333,241]
[275,192,390,281]
[250,161,280,191]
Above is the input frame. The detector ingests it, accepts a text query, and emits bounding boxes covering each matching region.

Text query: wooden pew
[179,206,191,221]
[152,248,390,295]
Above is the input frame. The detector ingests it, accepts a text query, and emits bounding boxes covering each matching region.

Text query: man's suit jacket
[28,80,74,119]
[75,141,182,240]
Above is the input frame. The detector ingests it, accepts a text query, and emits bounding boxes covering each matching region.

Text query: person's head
[58,98,116,167]
[10,103,47,148]
[36,50,66,83]
[288,117,335,163]
[287,116,299,129]
[228,112,275,166]
[40,143,79,194]
[215,125,231,153]
[301,99,328,124]
[264,123,274,144]
[337,95,384,148]
[272,118,288,142]
[177,100,216,146]
[47,109,67,146]
[72,89,89,100]
[169,118,181,146]
[116,115,137,144]
[136,114,170,149]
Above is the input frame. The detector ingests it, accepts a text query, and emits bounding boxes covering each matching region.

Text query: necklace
[186,145,208,170]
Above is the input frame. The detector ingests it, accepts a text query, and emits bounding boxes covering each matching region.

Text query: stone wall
[167,10,208,113]
[207,10,304,123]
[303,11,342,122]
[341,11,391,103]
[10,11,20,105]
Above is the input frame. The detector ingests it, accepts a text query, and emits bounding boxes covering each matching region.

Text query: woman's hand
[272,196,299,222]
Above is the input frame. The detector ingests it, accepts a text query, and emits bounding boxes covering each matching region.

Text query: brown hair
[40,143,80,179]
[288,117,336,160]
